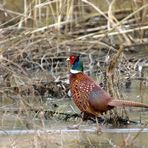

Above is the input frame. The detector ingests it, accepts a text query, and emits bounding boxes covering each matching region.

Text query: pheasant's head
[67,54,83,74]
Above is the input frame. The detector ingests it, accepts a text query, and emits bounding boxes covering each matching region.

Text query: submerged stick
[0,128,148,135]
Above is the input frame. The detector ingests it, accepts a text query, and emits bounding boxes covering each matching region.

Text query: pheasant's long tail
[108,100,148,108]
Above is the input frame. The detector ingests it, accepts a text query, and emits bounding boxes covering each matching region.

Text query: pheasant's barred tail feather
[108,100,148,108]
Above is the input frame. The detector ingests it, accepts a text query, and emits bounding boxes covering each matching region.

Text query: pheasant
[67,54,148,130]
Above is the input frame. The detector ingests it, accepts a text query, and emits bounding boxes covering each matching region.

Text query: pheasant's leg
[95,117,102,134]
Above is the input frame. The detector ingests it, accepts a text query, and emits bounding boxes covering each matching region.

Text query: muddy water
[0,83,147,148]
[0,85,148,147]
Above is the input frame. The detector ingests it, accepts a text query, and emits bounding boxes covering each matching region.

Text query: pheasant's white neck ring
[70,69,81,74]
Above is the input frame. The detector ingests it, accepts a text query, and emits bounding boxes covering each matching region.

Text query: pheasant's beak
[66,58,70,71]
[66,57,70,61]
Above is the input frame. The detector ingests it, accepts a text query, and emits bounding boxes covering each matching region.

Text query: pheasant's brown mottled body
[70,73,114,116]
[68,54,148,118]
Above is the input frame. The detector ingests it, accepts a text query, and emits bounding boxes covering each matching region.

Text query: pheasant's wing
[71,74,98,114]
[77,75,112,112]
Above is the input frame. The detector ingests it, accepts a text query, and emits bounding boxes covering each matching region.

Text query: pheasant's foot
[96,117,102,135]
[96,125,102,135]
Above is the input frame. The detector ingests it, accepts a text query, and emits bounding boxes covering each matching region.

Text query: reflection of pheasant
[67,54,148,130]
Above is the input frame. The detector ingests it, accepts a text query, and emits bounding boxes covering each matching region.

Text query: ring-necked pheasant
[67,54,148,130]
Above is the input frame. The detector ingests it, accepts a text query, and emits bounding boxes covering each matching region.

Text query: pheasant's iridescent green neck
[70,59,83,74]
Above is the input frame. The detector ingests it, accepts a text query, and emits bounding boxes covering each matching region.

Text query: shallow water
[0,72,148,148]
[0,102,148,147]
[0,77,148,147]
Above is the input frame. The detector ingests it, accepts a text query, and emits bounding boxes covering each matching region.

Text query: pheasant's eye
[70,55,76,64]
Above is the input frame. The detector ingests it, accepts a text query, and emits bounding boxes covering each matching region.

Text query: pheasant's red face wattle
[69,55,76,65]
